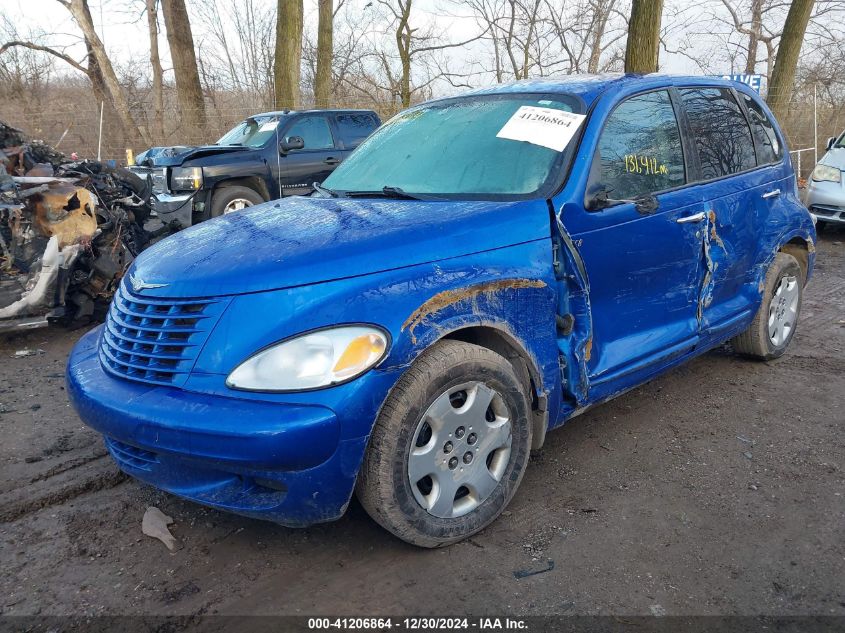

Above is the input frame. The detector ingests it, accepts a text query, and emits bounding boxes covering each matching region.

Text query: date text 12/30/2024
[308,618,529,630]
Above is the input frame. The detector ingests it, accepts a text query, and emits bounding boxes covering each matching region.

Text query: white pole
[97,101,104,161]
[813,83,818,166]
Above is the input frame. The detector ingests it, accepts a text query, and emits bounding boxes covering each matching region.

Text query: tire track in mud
[0,455,126,523]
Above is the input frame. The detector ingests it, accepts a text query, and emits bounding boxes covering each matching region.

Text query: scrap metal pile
[1,121,152,332]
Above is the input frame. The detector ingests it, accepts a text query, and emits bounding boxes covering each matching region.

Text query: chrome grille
[99,280,224,387]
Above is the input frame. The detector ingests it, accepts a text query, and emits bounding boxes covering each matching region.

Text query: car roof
[250,108,377,118]
[456,73,758,106]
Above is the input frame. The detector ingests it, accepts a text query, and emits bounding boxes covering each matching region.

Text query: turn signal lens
[333,334,387,379]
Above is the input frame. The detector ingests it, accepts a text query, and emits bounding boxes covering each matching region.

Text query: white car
[804,131,845,227]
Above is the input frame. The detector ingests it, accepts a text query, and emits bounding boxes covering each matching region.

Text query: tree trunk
[767,0,814,124]
[274,0,303,109]
[161,0,206,138]
[146,0,165,142]
[314,0,333,109]
[745,0,762,74]
[395,0,413,107]
[624,0,664,74]
[64,0,151,146]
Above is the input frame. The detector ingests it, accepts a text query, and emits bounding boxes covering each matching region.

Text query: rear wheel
[209,185,264,218]
[356,340,532,547]
[732,252,803,360]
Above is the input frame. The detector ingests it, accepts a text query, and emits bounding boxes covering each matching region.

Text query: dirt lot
[1,228,843,618]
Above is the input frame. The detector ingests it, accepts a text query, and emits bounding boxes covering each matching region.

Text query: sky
[5,0,735,92]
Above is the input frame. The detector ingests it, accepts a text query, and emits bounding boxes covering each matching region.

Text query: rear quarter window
[739,92,783,164]
[336,113,379,148]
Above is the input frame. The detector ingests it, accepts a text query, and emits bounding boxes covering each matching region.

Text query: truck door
[279,114,340,196]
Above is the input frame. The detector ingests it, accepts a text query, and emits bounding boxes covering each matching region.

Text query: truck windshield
[322,93,583,199]
[216,115,280,148]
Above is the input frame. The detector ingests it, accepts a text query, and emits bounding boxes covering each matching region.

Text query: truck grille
[99,280,225,387]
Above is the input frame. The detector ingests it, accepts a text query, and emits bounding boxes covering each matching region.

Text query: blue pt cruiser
[67,75,815,547]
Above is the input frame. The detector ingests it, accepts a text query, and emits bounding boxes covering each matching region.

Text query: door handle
[762,189,781,199]
[324,157,341,166]
[676,212,706,224]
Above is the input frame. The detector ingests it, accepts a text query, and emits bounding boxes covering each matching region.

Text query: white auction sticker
[259,120,278,132]
[496,106,586,152]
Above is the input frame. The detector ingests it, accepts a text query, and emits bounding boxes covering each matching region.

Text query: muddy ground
[1,228,843,618]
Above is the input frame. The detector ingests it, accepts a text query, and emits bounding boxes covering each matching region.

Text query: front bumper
[152,191,195,229]
[66,327,368,526]
[804,178,845,224]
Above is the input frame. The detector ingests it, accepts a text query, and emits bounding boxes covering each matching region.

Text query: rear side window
[591,90,686,201]
[335,113,379,148]
[739,92,783,164]
[679,87,757,179]
[284,116,335,150]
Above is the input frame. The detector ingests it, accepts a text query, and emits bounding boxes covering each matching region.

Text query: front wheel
[356,340,532,547]
[732,252,803,360]
[208,186,264,219]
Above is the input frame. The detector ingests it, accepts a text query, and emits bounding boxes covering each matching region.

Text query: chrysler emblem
[129,273,167,293]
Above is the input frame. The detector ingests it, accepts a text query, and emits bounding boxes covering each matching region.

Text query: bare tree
[768,0,814,122]
[145,0,164,141]
[275,0,304,109]
[315,0,334,108]
[625,0,663,73]
[161,0,206,135]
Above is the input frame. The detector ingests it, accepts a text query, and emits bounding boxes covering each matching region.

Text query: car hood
[127,195,550,298]
[820,147,845,170]
[139,145,250,167]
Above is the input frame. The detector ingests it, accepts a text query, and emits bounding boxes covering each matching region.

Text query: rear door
[279,114,341,195]
[563,89,706,394]
[675,86,772,336]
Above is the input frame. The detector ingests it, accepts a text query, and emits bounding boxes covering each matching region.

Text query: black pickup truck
[133,109,380,229]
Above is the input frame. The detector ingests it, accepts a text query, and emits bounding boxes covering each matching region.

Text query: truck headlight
[169,166,203,191]
[811,164,841,183]
[226,326,389,392]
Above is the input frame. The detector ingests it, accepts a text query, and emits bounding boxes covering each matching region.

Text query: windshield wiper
[344,186,443,201]
[313,182,342,198]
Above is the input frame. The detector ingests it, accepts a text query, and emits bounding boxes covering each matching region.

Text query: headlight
[811,163,841,183]
[226,326,389,392]
[170,166,203,191]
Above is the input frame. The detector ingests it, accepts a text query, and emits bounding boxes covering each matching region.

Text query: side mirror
[585,183,611,211]
[280,135,305,153]
[827,136,837,151]
[585,183,659,215]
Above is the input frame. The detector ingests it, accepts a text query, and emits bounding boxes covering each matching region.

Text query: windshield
[216,115,280,148]
[322,93,583,198]
[835,131,845,149]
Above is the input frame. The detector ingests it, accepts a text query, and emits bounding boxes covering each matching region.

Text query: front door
[279,114,341,196]
[562,89,705,399]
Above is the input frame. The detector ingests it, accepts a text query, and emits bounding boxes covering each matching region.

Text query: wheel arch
[441,325,549,450]
[211,176,270,201]
[778,235,814,285]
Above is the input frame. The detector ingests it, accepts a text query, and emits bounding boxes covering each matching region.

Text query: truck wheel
[356,340,532,548]
[731,252,803,360]
[209,186,264,218]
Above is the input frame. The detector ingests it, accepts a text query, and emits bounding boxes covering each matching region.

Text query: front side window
[589,90,686,202]
[739,92,783,164]
[322,94,583,198]
[680,88,757,179]
[285,116,335,150]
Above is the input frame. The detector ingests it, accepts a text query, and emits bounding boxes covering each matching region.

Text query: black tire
[208,185,264,219]
[356,340,532,548]
[731,252,803,360]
